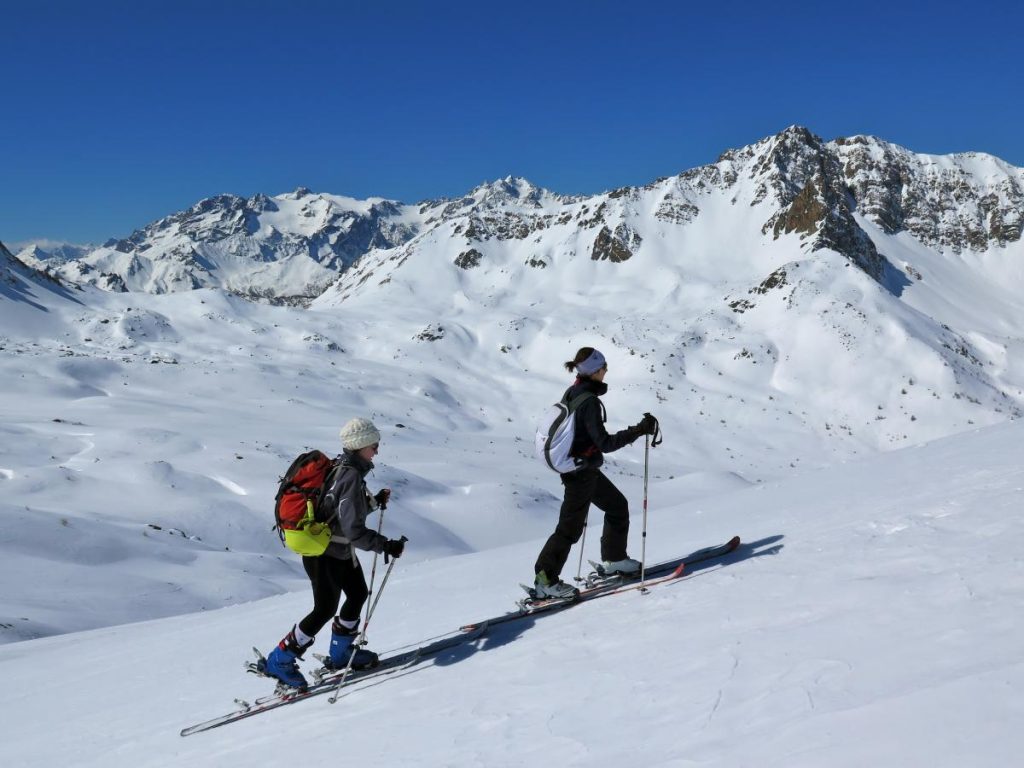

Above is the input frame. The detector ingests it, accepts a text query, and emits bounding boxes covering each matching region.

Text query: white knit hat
[339,418,381,451]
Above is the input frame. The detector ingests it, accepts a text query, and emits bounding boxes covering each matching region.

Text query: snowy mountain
[14,240,95,265]
[46,127,1024,309]
[34,130,1024,464]
[2,239,34,280]
[0,238,73,303]
[834,135,1024,252]
[319,128,1024,460]
[44,190,420,303]
[2,128,1024,764]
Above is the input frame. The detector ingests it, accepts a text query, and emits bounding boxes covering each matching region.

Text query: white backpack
[535,392,595,473]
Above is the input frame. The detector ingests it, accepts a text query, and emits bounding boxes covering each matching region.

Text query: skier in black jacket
[533,347,658,598]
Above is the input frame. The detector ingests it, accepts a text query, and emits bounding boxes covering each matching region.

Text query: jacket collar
[575,376,608,397]
[342,449,374,475]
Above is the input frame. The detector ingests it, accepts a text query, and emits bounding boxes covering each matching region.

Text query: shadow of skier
[333,535,787,697]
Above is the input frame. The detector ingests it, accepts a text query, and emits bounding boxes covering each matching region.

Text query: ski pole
[640,433,650,593]
[360,496,387,639]
[638,414,661,594]
[328,535,407,704]
[573,512,590,583]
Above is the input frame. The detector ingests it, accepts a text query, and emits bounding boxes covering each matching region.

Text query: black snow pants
[298,553,369,637]
[534,468,630,581]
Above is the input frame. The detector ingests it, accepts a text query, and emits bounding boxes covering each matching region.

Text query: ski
[180,623,488,737]
[461,535,740,631]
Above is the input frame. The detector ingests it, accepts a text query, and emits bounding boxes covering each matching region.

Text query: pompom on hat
[340,418,381,451]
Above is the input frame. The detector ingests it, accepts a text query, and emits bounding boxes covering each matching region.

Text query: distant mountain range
[1,239,64,301]
[18,126,1023,307]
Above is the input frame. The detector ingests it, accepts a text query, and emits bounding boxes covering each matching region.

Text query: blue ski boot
[261,627,313,690]
[327,621,379,671]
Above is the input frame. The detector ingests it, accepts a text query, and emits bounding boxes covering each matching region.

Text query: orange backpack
[274,450,339,555]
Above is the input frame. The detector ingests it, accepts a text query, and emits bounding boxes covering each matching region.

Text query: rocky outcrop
[744,127,888,282]
[454,249,483,269]
[591,224,642,263]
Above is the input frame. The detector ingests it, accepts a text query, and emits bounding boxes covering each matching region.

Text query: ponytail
[565,347,596,374]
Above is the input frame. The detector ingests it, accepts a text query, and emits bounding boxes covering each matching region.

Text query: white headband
[577,349,606,376]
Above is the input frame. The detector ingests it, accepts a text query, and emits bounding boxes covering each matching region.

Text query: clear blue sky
[3,0,1022,245]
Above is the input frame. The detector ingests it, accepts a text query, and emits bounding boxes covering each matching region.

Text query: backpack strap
[562,390,595,412]
[315,456,348,525]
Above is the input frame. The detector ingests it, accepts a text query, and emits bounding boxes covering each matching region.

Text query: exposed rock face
[454,249,483,269]
[592,224,642,263]
[834,135,1024,252]
[744,127,887,282]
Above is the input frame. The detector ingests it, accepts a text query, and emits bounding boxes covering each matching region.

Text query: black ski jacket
[564,378,639,472]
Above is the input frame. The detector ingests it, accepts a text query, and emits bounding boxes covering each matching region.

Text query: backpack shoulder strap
[316,456,350,523]
[564,391,595,413]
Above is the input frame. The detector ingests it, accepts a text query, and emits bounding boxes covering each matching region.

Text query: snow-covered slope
[1,419,1021,766]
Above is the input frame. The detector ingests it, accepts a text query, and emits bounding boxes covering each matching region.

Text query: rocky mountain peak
[708,127,892,285]
[469,176,546,208]
[832,135,1024,252]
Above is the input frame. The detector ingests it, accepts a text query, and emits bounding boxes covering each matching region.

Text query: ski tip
[726,535,741,550]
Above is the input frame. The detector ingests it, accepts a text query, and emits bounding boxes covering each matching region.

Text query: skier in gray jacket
[262,418,406,690]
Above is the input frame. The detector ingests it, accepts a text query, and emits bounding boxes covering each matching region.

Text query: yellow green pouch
[283,502,332,556]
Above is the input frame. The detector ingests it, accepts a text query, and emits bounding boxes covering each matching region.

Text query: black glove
[637,413,658,435]
[374,489,391,510]
[629,415,653,437]
[383,537,406,562]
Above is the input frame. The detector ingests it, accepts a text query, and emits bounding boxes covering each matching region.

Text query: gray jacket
[319,451,387,562]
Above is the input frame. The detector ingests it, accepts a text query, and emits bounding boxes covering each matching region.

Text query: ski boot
[259,627,313,691]
[600,557,641,577]
[325,621,380,671]
[532,571,580,600]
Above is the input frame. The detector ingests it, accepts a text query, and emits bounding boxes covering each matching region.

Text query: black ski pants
[298,553,369,637]
[534,468,630,581]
